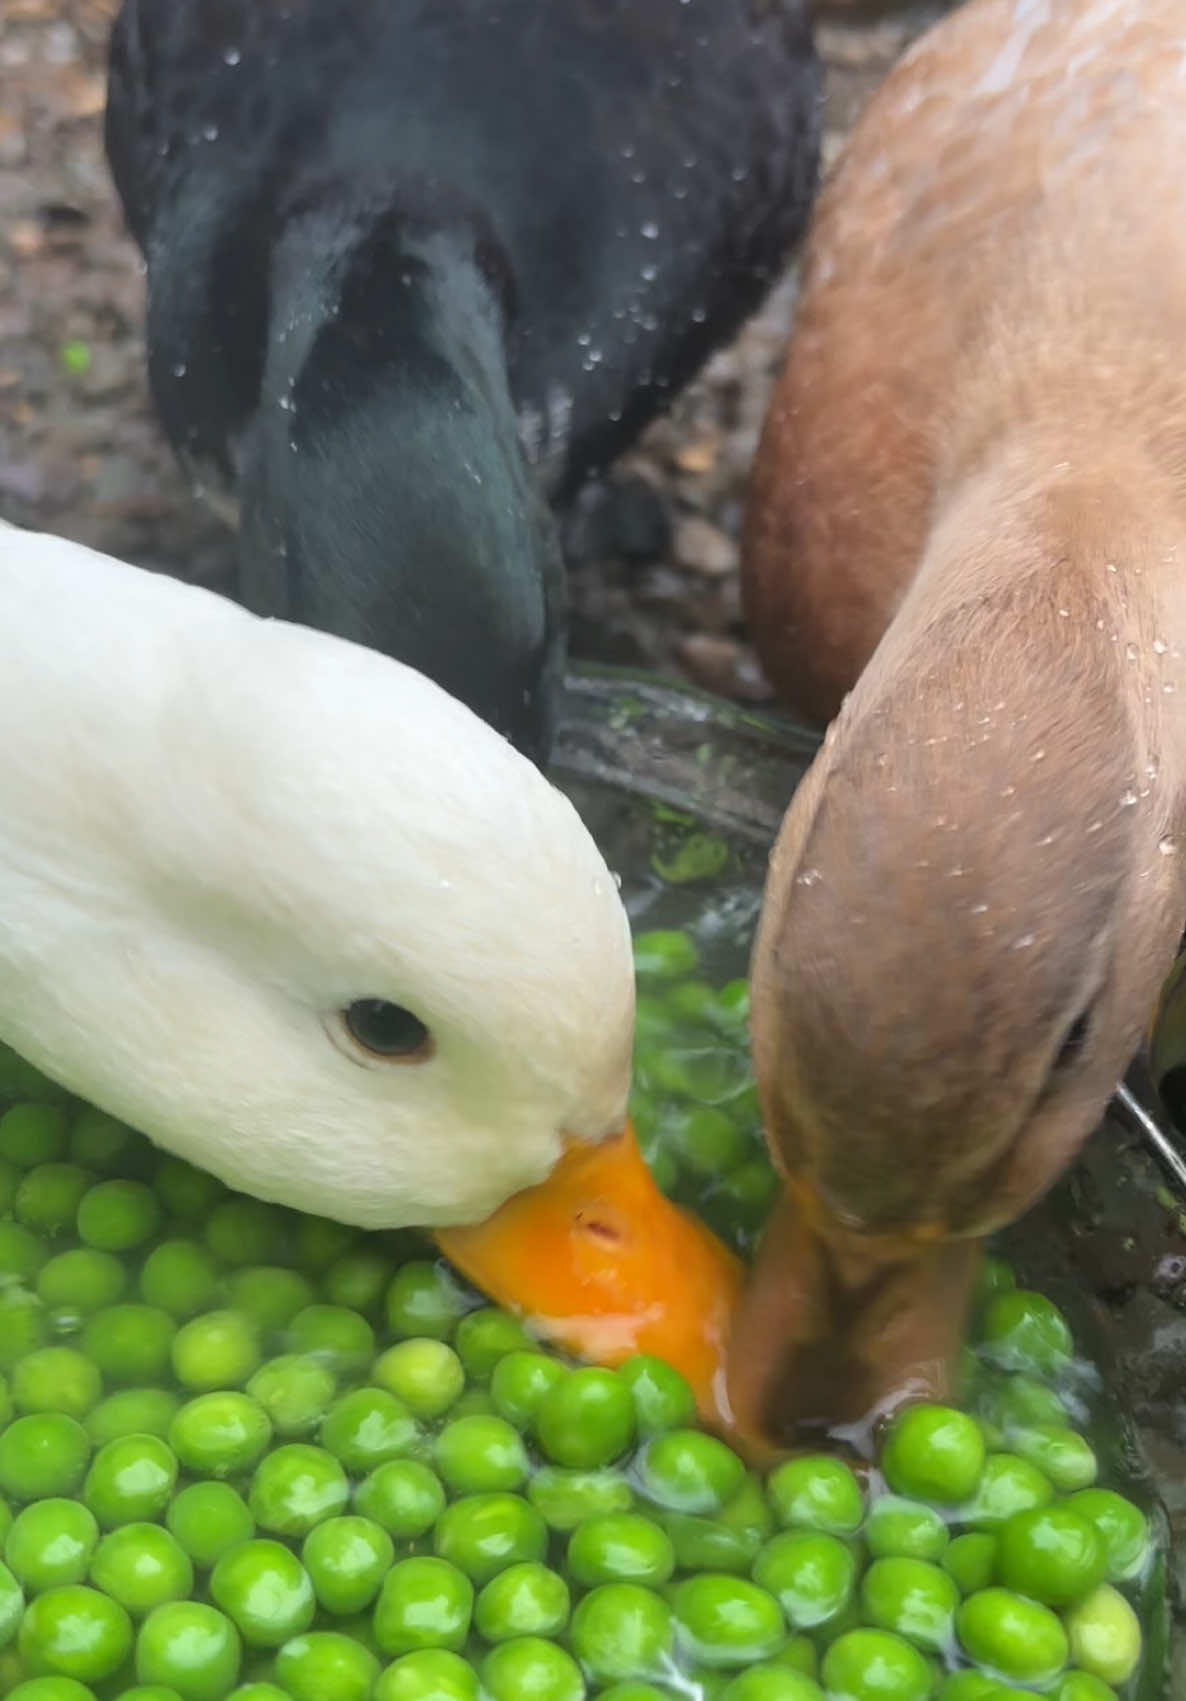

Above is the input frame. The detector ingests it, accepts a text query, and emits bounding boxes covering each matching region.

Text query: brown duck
[731,0,1186,1449]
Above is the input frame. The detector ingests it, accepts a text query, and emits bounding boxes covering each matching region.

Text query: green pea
[152,1156,225,1220]
[285,1306,374,1377]
[19,1584,132,1683]
[138,1243,220,1320]
[224,1269,314,1335]
[489,1352,567,1430]
[373,1557,473,1657]
[1064,1584,1142,1686]
[290,1216,358,1272]
[633,929,699,982]
[933,1674,1010,1700]
[752,1530,855,1630]
[0,1289,49,1371]
[637,1429,743,1515]
[480,1637,584,1701]
[980,1291,1073,1378]
[0,1556,20,1644]
[864,1497,950,1562]
[994,1505,1105,1606]
[300,1515,394,1616]
[959,1454,1053,1529]
[617,1356,697,1436]
[385,1265,468,1341]
[89,1524,193,1616]
[0,1223,49,1282]
[15,1166,93,1236]
[720,1671,825,1701]
[374,1648,478,1701]
[766,1455,863,1533]
[169,1393,272,1478]
[84,1435,177,1529]
[567,1513,674,1588]
[1064,1490,1149,1581]
[172,1311,260,1391]
[660,1473,771,1575]
[527,1467,634,1532]
[434,1415,527,1495]
[534,1368,635,1470]
[76,1181,160,1252]
[134,1601,242,1700]
[956,1588,1069,1686]
[672,1575,783,1669]
[320,1387,418,1474]
[453,1309,533,1382]
[69,1110,141,1175]
[322,1246,395,1315]
[166,1483,255,1570]
[1053,1674,1121,1701]
[473,1562,570,1641]
[942,1533,997,1596]
[37,1251,126,1318]
[80,1306,175,1386]
[249,1444,349,1537]
[245,1356,336,1438]
[978,1372,1067,1435]
[12,1350,101,1421]
[433,1493,547,1584]
[860,1556,959,1653]
[373,1340,465,1422]
[7,1680,102,1701]
[0,1415,90,1500]
[355,1460,446,1539]
[0,1104,69,1168]
[6,1500,97,1593]
[821,1629,933,1701]
[210,1539,316,1647]
[1008,1426,1097,1492]
[86,1390,179,1447]
[204,1200,286,1268]
[272,1633,379,1701]
[881,1406,985,1506]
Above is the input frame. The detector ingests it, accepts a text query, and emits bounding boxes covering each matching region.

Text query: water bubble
[1154,638,1169,654]
[1013,933,1036,950]
[620,142,636,159]
[630,169,646,185]
[690,306,707,324]
[641,221,659,240]
[1165,682,1177,694]
[222,46,241,65]
[1119,789,1139,807]
[202,123,219,142]
[576,331,592,347]
[1125,642,1138,663]
[1031,747,1046,762]
[171,362,187,378]
[1159,836,1178,856]
[795,867,822,887]
[640,263,658,282]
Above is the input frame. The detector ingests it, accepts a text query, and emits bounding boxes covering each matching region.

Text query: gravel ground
[3,0,1186,1675]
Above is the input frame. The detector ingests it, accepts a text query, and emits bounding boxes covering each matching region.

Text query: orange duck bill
[435,1123,743,1423]
[724,1179,984,1456]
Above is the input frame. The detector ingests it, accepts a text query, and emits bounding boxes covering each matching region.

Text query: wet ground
[3,0,1186,1681]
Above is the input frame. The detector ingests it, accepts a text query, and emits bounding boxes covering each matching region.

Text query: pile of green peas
[0,928,1157,1701]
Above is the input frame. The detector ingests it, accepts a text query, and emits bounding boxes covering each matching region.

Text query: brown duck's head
[726,583,1186,1452]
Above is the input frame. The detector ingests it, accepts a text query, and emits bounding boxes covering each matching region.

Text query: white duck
[0,521,739,1403]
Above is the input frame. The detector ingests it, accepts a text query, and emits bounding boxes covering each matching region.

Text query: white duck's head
[0,523,739,1408]
[0,523,635,1228]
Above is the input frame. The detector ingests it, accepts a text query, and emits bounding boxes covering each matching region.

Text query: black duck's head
[238,188,564,765]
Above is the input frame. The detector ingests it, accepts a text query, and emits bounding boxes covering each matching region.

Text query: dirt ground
[3,0,1186,1677]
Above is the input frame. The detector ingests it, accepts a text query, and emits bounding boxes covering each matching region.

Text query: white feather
[0,522,635,1227]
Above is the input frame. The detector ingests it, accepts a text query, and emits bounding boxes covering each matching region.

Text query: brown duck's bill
[434,1122,744,1425]
[724,1179,983,1457]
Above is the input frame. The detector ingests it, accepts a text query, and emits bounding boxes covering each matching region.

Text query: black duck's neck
[239,183,563,762]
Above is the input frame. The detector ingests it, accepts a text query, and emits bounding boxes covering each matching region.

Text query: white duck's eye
[343,999,431,1060]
